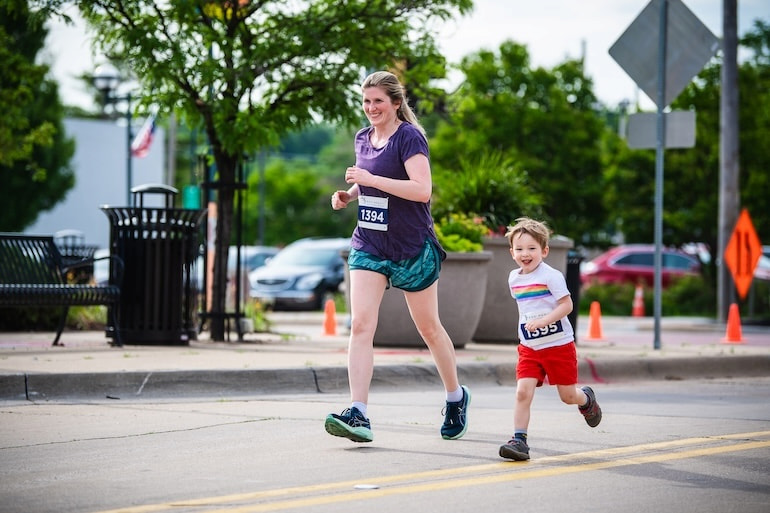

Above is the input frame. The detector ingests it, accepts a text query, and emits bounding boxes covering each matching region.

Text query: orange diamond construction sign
[724,209,762,300]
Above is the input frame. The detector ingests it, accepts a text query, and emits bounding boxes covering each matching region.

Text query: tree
[0,0,75,231]
[241,124,359,246]
[429,41,607,243]
[72,0,472,340]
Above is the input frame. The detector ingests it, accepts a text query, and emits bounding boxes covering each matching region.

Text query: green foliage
[0,307,60,331]
[0,305,105,331]
[244,300,271,333]
[434,213,487,253]
[577,282,637,316]
[242,157,356,246]
[77,0,472,339]
[79,0,473,167]
[278,124,335,159]
[430,41,607,244]
[432,150,543,233]
[66,306,108,330]
[746,280,770,324]
[316,126,359,175]
[578,277,716,317]
[333,292,348,314]
[0,0,75,231]
[661,276,716,316]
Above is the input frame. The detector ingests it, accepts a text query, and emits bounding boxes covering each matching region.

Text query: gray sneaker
[499,438,530,461]
[579,386,602,427]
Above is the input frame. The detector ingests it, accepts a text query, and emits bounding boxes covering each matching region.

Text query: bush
[0,306,60,331]
[0,305,107,331]
[662,276,716,316]
[434,212,487,252]
[432,151,543,232]
[742,280,770,324]
[578,276,716,317]
[578,282,636,316]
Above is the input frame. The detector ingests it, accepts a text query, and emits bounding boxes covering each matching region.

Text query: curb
[2,355,769,401]
[582,354,770,383]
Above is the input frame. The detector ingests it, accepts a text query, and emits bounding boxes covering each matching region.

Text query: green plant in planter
[434,212,488,252]
[432,151,544,235]
[244,299,271,332]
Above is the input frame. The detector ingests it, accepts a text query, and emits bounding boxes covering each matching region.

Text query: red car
[580,244,701,288]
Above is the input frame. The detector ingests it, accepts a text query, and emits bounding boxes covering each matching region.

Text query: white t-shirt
[508,262,574,349]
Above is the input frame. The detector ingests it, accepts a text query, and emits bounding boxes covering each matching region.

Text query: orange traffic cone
[632,284,645,317]
[323,298,337,336]
[585,301,604,341]
[722,303,744,344]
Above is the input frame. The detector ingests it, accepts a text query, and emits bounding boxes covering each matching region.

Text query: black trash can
[102,184,205,345]
[566,250,584,344]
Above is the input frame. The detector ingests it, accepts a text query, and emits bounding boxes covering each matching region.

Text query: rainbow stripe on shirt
[513,284,551,301]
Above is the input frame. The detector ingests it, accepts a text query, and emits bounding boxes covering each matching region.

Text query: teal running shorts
[347,239,442,292]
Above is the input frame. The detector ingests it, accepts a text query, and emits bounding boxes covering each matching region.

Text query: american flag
[130,107,158,158]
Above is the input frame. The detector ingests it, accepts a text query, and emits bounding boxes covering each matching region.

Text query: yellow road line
[95,431,770,513]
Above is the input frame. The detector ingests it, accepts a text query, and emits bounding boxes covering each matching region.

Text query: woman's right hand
[331,190,352,210]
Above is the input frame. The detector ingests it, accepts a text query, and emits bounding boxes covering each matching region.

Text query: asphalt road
[2,378,769,513]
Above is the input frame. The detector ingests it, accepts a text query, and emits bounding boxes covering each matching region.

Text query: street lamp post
[93,64,133,206]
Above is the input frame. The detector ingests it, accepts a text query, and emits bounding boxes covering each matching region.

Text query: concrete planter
[472,236,573,344]
[343,250,492,348]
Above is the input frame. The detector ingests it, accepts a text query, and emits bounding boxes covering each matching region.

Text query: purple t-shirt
[350,122,444,262]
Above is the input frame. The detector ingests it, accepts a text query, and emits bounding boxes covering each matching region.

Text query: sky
[43,0,768,112]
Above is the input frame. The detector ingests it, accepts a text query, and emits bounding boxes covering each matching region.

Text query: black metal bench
[0,233,123,346]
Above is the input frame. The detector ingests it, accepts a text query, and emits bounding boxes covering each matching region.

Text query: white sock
[446,387,463,403]
[352,401,367,416]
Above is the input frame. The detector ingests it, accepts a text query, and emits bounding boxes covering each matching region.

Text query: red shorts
[516,342,578,386]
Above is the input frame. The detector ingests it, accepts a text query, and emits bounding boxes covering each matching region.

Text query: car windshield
[269,246,341,267]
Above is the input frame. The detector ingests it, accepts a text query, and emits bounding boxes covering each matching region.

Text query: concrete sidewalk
[1,313,768,401]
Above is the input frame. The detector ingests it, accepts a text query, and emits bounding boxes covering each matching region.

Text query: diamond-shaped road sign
[609,0,720,108]
[724,209,762,300]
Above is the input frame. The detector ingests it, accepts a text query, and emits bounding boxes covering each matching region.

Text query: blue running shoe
[325,407,373,443]
[441,385,471,440]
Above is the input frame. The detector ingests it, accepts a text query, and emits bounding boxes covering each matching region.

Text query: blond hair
[505,217,552,250]
[362,71,425,135]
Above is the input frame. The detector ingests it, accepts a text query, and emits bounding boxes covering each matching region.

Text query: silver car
[249,237,350,311]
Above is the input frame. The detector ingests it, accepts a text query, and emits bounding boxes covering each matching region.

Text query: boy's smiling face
[510,232,549,274]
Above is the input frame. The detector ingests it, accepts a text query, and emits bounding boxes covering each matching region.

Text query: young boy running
[499,217,601,461]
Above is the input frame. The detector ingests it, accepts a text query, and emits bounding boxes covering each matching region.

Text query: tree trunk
[208,152,237,341]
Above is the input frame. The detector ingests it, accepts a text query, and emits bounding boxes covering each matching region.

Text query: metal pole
[258,150,266,246]
[653,0,668,350]
[126,92,133,206]
[718,0,740,322]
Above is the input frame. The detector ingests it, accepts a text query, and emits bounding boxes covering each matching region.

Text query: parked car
[249,237,351,310]
[227,245,279,277]
[191,245,279,294]
[580,244,701,288]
